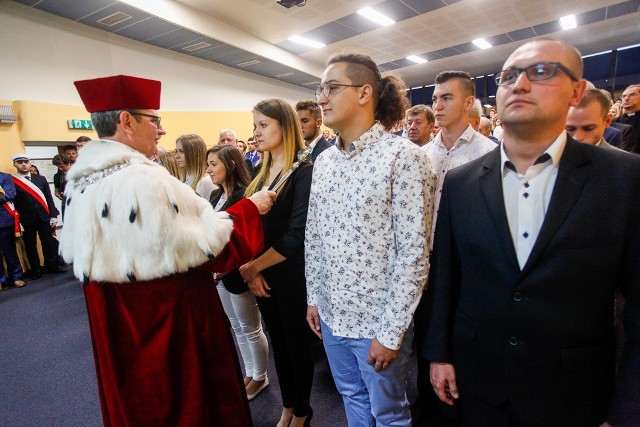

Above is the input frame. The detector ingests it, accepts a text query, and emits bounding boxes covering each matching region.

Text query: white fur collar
[60,139,233,283]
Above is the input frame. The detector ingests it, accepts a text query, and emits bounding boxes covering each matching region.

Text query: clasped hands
[239,261,271,298]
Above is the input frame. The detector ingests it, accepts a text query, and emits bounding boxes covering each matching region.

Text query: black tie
[26,176,31,181]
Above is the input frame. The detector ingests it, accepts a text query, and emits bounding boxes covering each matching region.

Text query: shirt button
[524,182,530,188]
[523,232,529,238]
[523,192,529,198]
[509,337,519,346]
[513,292,522,302]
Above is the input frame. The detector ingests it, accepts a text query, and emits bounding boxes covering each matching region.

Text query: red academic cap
[74,75,161,113]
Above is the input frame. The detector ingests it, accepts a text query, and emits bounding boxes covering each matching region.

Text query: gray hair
[91,110,123,138]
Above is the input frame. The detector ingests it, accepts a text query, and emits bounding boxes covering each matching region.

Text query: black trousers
[21,219,58,271]
[258,266,314,417]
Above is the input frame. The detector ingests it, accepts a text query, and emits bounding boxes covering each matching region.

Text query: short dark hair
[296,100,322,120]
[75,136,91,143]
[577,89,610,119]
[435,71,475,97]
[327,52,409,130]
[63,144,76,152]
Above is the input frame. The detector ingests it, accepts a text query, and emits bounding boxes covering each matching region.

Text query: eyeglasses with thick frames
[127,111,162,126]
[315,83,364,100]
[495,62,579,86]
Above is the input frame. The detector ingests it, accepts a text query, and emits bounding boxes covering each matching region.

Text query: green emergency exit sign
[68,119,93,130]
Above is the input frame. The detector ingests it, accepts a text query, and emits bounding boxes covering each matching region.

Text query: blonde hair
[176,134,208,192]
[158,149,181,179]
[245,99,305,197]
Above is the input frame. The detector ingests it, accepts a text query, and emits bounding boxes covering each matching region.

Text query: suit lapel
[521,137,591,272]
[479,149,520,270]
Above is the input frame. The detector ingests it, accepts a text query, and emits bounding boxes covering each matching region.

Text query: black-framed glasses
[495,62,579,86]
[127,111,162,126]
[315,83,364,100]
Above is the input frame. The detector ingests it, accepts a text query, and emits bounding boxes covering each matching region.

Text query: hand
[248,273,271,298]
[239,261,259,283]
[306,306,322,339]
[430,362,459,405]
[50,218,58,227]
[367,337,399,372]
[248,190,276,215]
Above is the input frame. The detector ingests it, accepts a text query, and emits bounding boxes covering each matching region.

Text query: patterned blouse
[305,123,435,349]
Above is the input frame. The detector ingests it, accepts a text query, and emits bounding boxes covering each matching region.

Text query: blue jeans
[321,320,413,427]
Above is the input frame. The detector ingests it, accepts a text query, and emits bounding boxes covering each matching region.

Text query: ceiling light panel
[472,38,492,49]
[559,14,577,30]
[288,35,325,48]
[357,7,395,27]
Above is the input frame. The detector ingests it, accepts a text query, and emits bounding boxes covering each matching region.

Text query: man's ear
[119,111,135,135]
[359,84,374,106]
[570,79,587,107]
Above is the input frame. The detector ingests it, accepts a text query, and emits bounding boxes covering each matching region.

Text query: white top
[501,131,566,269]
[423,124,496,249]
[305,123,435,349]
[185,173,217,201]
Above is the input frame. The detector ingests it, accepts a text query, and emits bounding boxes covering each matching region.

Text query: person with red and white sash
[0,172,25,290]
[11,154,63,279]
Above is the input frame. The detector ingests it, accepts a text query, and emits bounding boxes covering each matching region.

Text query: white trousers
[216,282,269,381]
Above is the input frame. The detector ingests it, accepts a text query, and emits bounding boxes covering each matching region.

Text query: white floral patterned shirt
[424,124,497,249]
[305,123,435,349]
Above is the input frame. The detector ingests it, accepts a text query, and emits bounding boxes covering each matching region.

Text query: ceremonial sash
[1,202,22,237]
[12,175,50,216]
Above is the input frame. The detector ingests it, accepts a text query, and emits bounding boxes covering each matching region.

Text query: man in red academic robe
[60,75,275,426]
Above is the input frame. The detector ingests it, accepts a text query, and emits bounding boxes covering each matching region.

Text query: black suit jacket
[311,137,334,162]
[422,137,640,425]
[12,174,59,224]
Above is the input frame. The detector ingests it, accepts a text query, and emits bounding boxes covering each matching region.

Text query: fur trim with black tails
[60,139,233,283]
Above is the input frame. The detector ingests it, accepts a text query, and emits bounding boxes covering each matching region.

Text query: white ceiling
[11,0,640,89]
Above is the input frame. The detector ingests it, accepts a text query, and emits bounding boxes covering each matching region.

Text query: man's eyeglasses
[495,62,579,86]
[128,111,162,126]
[315,83,364,100]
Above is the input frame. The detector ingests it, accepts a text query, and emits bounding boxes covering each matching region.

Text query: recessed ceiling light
[559,14,577,30]
[275,72,295,78]
[238,59,260,67]
[407,55,428,64]
[472,38,492,50]
[97,12,131,26]
[183,42,211,52]
[288,35,325,49]
[357,7,395,27]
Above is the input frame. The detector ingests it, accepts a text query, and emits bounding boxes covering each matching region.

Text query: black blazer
[260,162,313,274]
[12,174,59,224]
[422,137,640,426]
[311,137,334,162]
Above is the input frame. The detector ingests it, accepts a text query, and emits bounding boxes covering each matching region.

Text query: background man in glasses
[421,38,640,426]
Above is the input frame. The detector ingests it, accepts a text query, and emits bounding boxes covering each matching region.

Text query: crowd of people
[1,37,639,427]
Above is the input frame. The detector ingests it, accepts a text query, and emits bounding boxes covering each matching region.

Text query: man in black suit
[11,154,64,278]
[422,39,639,426]
[295,100,334,161]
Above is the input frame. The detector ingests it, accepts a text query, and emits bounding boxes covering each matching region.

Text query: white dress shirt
[501,131,566,269]
[305,123,435,349]
[424,124,496,249]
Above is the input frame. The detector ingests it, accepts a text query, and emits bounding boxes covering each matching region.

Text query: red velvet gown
[83,199,261,427]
